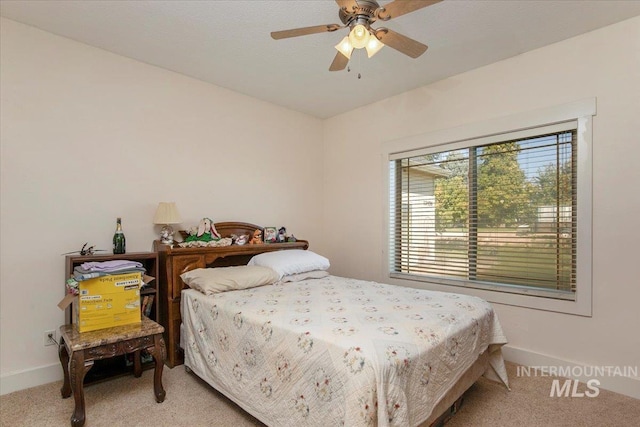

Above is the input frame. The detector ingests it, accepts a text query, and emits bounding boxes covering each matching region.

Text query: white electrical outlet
[44,330,56,346]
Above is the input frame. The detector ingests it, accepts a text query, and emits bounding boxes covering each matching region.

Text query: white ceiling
[2,0,640,119]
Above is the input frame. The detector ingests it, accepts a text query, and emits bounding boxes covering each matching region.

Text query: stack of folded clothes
[66,260,147,295]
[73,260,146,281]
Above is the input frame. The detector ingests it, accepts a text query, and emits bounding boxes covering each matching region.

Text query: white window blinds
[389,122,577,300]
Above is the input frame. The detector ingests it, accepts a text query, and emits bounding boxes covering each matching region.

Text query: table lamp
[153,202,182,245]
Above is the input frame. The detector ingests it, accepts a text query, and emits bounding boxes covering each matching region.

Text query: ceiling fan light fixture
[335,36,354,59]
[365,36,384,58]
[348,24,370,49]
[272,0,438,71]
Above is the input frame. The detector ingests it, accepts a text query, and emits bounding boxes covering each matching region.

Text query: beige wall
[0,18,324,392]
[2,14,639,397]
[323,16,640,397]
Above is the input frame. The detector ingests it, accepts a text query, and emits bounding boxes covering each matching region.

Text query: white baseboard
[502,345,640,399]
[0,363,62,396]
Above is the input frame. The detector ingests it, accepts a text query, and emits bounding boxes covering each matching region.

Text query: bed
[176,246,509,427]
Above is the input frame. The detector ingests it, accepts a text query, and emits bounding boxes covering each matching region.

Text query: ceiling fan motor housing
[338,0,380,28]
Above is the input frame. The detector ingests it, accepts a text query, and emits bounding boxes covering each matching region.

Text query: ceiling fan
[271,0,442,71]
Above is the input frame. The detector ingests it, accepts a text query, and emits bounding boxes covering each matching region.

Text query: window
[383,99,594,315]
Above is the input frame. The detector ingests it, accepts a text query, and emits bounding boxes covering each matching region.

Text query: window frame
[381,99,595,316]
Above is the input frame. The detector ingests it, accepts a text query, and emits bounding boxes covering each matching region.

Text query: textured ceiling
[2,0,640,119]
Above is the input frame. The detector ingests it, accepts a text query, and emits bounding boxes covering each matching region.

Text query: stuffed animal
[198,218,221,239]
[277,227,287,243]
[249,229,263,245]
[232,234,249,246]
[185,218,221,243]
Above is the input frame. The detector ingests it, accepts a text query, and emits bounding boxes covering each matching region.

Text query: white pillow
[180,266,279,295]
[281,270,330,282]
[248,250,330,279]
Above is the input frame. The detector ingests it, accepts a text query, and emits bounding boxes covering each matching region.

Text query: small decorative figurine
[263,227,277,243]
[233,234,249,245]
[249,229,263,245]
[277,227,287,243]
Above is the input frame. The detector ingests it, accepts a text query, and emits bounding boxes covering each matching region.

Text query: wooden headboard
[153,221,308,367]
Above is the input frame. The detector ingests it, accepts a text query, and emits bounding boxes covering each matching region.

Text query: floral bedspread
[181,275,508,427]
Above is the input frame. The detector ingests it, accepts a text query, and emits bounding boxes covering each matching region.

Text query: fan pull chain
[346,66,361,79]
[345,51,362,79]
[342,50,364,79]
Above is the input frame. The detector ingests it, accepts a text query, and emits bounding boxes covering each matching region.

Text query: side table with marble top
[58,316,166,427]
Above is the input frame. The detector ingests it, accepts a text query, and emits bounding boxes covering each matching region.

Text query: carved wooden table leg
[133,349,142,378]
[58,318,166,426]
[70,350,93,427]
[59,338,71,399]
[149,334,166,403]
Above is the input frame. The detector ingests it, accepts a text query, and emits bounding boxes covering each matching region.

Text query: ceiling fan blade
[377,0,442,21]
[271,24,343,40]
[374,28,427,58]
[329,52,349,71]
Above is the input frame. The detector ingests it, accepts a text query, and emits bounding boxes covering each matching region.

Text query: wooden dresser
[153,221,308,367]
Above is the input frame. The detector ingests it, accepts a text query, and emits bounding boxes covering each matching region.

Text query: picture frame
[263,227,277,243]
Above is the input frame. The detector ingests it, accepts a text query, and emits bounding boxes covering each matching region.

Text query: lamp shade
[335,36,354,59]
[349,24,370,49]
[153,202,182,224]
[365,36,384,58]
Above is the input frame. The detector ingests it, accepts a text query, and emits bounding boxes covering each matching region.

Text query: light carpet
[1,362,638,426]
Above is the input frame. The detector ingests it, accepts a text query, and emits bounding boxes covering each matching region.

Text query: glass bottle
[113,217,126,254]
